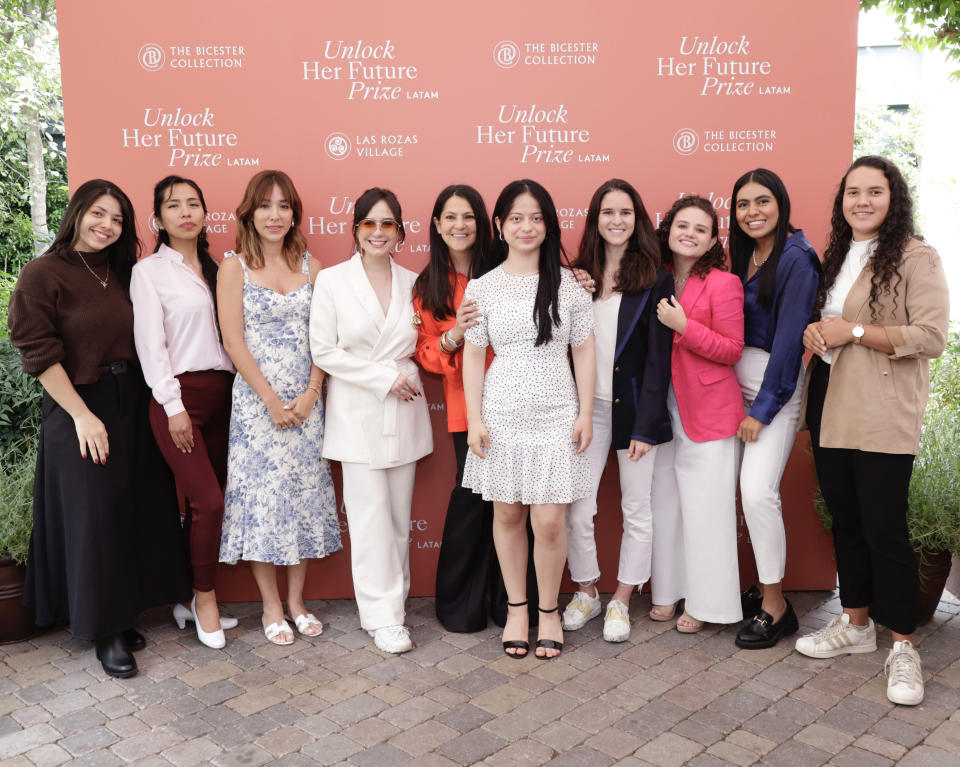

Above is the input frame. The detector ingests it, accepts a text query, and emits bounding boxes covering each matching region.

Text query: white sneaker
[371,625,413,654]
[602,600,631,643]
[795,614,877,658]
[562,590,602,630]
[885,640,924,706]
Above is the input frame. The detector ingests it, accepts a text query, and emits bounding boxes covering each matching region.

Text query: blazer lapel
[843,263,873,323]
[370,258,406,358]
[679,272,707,318]
[614,289,651,362]
[345,253,385,333]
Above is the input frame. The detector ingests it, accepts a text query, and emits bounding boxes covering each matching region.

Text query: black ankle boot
[123,628,145,652]
[95,634,138,678]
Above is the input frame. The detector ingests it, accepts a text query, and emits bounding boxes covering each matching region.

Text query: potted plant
[813,327,960,625]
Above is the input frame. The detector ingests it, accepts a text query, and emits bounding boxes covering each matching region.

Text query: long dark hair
[573,178,659,297]
[487,179,567,346]
[47,179,139,288]
[235,170,308,270]
[657,195,727,278]
[730,168,796,310]
[413,184,492,320]
[816,155,915,320]
[153,175,219,319]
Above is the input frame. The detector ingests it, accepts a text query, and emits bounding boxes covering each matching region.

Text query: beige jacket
[800,238,950,454]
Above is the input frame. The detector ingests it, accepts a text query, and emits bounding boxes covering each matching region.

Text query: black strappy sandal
[535,605,564,659]
[502,600,530,659]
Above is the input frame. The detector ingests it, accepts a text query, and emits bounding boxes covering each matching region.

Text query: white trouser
[650,388,742,624]
[340,461,416,630]
[735,347,803,585]
[566,397,657,586]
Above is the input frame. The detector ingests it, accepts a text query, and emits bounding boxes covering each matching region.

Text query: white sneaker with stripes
[885,640,924,706]
[794,614,877,659]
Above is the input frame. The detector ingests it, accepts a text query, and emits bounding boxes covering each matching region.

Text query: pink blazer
[670,268,745,442]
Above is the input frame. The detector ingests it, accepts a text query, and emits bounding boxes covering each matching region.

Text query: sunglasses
[355,218,400,234]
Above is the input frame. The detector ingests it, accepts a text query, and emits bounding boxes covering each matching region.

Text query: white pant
[735,348,803,584]
[340,461,416,630]
[566,397,657,586]
[650,388,742,624]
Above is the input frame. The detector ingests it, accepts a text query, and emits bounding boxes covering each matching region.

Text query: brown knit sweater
[8,250,137,384]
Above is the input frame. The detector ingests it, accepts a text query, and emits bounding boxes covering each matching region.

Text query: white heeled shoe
[174,597,226,648]
[173,601,239,631]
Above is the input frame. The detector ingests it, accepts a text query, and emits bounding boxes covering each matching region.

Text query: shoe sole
[795,641,877,659]
[562,611,600,631]
[603,631,629,642]
[887,688,924,706]
[734,613,800,650]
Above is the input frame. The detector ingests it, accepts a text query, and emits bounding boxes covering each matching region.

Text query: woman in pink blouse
[130,176,237,649]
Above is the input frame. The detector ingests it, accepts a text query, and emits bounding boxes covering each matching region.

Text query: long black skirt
[23,364,192,641]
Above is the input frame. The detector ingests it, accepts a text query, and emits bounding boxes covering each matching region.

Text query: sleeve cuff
[162,398,186,417]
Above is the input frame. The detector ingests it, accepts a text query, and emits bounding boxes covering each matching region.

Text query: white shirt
[130,243,234,416]
[593,293,621,401]
[819,237,876,364]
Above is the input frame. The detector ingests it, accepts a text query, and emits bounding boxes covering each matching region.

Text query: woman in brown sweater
[8,179,191,678]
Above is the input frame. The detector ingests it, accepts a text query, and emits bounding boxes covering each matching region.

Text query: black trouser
[435,432,538,631]
[806,361,918,636]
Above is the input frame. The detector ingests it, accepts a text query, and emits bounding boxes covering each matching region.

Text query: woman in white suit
[309,187,433,654]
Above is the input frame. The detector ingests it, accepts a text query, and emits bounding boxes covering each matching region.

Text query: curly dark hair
[816,155,915,320]
[573,178,659,297]
[657,195,727,278]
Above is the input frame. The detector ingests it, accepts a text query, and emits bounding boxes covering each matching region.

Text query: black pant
[435,432,538,631]
[807,361,918,635]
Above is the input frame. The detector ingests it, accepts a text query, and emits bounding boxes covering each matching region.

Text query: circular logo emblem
[493,41,520,69]
[673,128,699,156]
[324,132,352,161]
[138,43,165,72]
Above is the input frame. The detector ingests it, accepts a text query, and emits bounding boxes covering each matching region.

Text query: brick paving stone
[106,713,150,738]
[829,745,896,766]
[207,713,276,748]
[212,743,275,766]
[925,718,960,752]
[109,724,184,761]
[170,712,216,739]
[3,646,66,672]
[425,684,471,707]
[744,711,803,741]
[889,702,952,731]
[662,681,721,712]
[347,741,412,767]
[897,745,960,766]
[707,690,770,723]
[635,732,703,767]
[686,755,736,767]
[136,702,179,726]
[472,683,536,715]
[482,710,547,743]
[225,684,290,716]
[314,675,376,703]
[193,679,244,705]
[160,736,223,766]
[512,690,581,724]
[378,695,446,729]
[706,740,764,767]
[0,715,20,737]
[40,688,96,717]
[869,715,926,747]
[262,701,305,725]
[178,660,241,688]
[437,702,496,732]
[531,720,591,752]
[795,723,855,754]
[562,702,629,734]
[583,726,644,759]
[386,718,458,756]
[199,703,243,727]
[484,737,555,766]
[852,733,907,761]
[448,667,510,695]
[69,747,124,767]
[725,729,777,757]
[670,718,727,747]
[359,657,418,684]
[11,705,51,727]
[25,742,71,767]
[255,723,315,755]
[818,697,888,735]
[341,716,400,746]
[542,745,614,766]
[95,696,136,719]
[767,695,822,725]
[760,739,831,766]
[438,729,508,764]
[0,723,62,759]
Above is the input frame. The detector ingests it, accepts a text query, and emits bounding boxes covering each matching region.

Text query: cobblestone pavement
[2,590,960,766]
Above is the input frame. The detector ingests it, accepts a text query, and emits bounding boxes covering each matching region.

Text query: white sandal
[290,613,323,637]
[263,620,294,646]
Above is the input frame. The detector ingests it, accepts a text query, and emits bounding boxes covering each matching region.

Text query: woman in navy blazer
[563,180,673,643]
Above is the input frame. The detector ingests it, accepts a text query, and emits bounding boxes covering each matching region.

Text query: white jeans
[650,388,742,624]
[565,397,657,586]
[735,347,803,585]
[340,461,416,630]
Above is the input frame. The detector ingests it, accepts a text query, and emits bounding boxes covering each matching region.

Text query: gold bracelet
[307,382,322,394]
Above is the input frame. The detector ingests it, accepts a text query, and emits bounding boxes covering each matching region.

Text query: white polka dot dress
[461,266,594,504]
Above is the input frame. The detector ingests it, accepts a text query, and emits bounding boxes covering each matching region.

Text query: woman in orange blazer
[649,195,745,633]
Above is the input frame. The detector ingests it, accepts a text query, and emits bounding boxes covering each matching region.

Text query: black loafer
[735,600,799,649]
[95,634,138,678]
[740,586,763,620]
[123,628,146,652]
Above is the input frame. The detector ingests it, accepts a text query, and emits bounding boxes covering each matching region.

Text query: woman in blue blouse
[729,169,820,649]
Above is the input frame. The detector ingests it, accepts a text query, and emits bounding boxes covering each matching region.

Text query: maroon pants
[149,370,234,592]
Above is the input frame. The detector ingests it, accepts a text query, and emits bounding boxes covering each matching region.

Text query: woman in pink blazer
[649,195,745,633]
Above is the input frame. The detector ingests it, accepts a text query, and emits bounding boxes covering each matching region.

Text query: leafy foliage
[0,440,35,563]
[861,0,960,78]
[853,100,923,208]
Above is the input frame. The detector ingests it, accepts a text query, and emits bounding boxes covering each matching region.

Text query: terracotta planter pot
[0,557,41,644]
[915,548,953,626]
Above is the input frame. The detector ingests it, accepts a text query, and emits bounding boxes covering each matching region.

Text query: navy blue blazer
[610,267,675,450]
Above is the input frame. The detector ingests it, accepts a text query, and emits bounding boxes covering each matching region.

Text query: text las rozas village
[475,104,609,165]
[302,39,436,101]
[120,107,259,168]
[657,35,789,97]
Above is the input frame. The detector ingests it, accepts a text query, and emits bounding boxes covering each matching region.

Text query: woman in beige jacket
[795,156,949,708]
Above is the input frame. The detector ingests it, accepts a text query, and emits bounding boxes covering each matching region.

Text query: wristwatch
[852,324,865,344]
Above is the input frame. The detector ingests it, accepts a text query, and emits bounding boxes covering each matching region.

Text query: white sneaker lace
[807,615,846,644]
[383,625,409,641]
[886,644,921,687]
[569,591,595,615]
[606,601,628,622]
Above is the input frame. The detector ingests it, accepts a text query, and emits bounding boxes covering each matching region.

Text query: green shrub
[0,335,42,461]
[0,442,35,564]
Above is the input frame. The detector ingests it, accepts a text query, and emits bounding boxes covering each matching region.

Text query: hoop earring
[498,228,504,242]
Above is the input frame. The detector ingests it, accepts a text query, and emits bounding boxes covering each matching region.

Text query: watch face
[852,325,865,338]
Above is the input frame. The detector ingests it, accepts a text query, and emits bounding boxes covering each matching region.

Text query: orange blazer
[669,268,745,442]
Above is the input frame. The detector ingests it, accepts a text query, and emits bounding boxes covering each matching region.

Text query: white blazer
[309,253,433,469]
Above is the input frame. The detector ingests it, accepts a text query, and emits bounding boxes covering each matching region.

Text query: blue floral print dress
[219,252,342,565]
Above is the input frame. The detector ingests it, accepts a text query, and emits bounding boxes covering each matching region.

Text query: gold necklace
[752,249,771,269]
[76,252,110,289]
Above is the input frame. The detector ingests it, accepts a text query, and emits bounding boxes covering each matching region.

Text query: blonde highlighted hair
[234,170,307,270]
